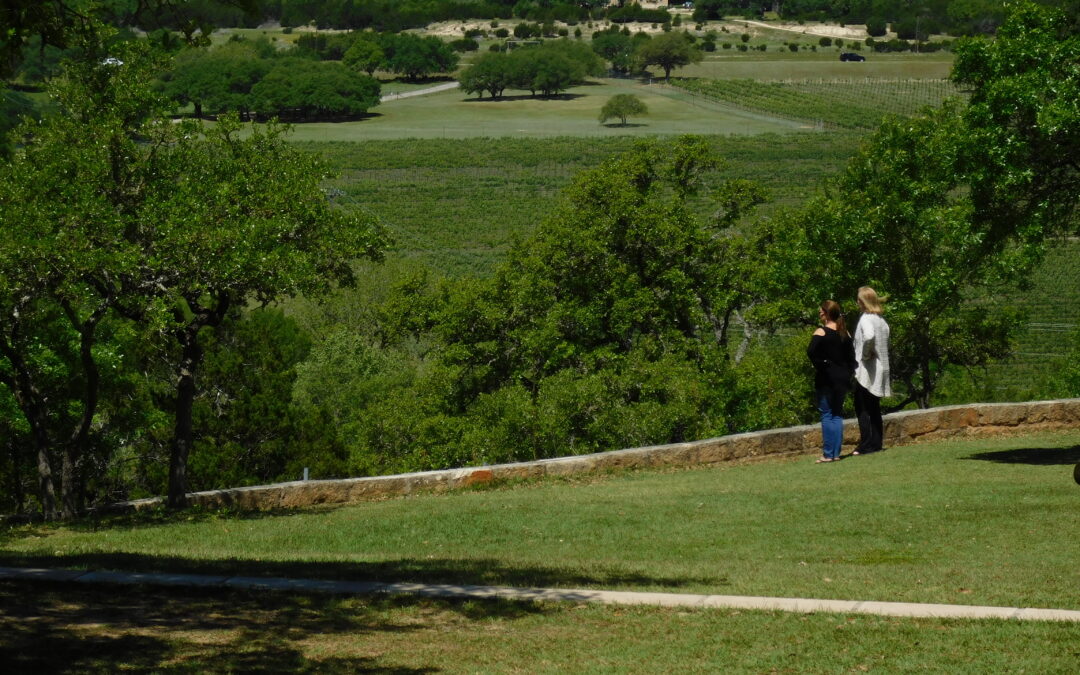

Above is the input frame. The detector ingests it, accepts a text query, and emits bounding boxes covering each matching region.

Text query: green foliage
[599,93,648,125]
[866,17,888,37]
[342,35,384,76]
[1,32,387,514]
[251,58,381,119]
[634,31,702,80]
[460,40,604,99]
[772,103,1026,408]
[382,32,459,81]
[190,308,347,488]
[158,41,269,118]
[732,335,817,431]
[953,1,1080,243]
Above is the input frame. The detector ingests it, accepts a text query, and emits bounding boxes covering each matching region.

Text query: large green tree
[0,37,168,519]
[953,0,1080,248]
[251,58,381,120]
[1,33,387,514]
[774,104,1020,408]
[382,32,458,81]
[634,31,702,81]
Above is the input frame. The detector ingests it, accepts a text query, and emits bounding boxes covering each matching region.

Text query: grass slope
[4,431,1078,610]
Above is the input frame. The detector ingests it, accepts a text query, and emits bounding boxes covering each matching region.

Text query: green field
[278,78,808,141]
[670,77,965,130]
[302,132,863,276]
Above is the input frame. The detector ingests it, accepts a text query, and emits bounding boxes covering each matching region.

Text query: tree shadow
[600,122,648,128]
[0,550,715,591]
[0,578,481,672]
[462,93,584,103]
[961,445,1080,465]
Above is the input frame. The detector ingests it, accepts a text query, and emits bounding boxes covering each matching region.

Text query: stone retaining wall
[118,399,1080,513]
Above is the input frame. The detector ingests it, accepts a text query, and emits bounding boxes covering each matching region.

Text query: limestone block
[897,410,941,439]
[977,403,1029,427]
[543,456,596,477]
[408,471,454,495]
[939,406,978,432]
[345,477,408,501]
[462,469,495,487]
[695,438,740,464]
[760,427,806,456]
[491,464,545,482]
[1059,400,1080,424]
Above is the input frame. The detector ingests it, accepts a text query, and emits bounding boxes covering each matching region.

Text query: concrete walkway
[380,81,459,102]
[2,566,1078,622]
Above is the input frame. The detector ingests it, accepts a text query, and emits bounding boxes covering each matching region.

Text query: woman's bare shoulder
[813,327,826,336]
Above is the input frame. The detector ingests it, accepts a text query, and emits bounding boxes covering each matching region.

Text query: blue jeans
[817,389,845,459]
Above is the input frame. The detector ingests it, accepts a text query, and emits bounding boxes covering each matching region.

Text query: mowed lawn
[280,78,809,141]
[2,430,1079,673]
[3,431,1077,609]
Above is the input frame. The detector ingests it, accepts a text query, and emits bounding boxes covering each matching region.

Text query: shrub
[450,38,480,52]
[866,17,887,37]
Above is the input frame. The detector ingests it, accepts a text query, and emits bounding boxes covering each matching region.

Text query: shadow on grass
[0,578,490,672]
[0,549,715,591]
[462,93,584,102]
[600,123,648,128]
[2,505,719,590]
[961,444,1080,466]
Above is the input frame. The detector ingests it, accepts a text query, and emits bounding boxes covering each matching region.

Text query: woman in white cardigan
[852,286,891,454]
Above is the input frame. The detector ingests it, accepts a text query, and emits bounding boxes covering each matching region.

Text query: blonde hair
[820,299,849,337]
[858,286,885,315]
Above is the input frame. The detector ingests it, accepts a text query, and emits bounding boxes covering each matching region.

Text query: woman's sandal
[815,456,835,463]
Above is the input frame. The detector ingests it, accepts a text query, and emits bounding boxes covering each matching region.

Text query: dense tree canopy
[458,40,603,98]
[599,93,647,125]
[251,57,381,118]
[635,31,702,81]
[1,32,386,514]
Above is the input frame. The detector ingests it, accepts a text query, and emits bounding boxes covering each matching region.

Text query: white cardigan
[853,313,892,397]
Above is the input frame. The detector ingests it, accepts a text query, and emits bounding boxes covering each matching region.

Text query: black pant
[853,381,883,453]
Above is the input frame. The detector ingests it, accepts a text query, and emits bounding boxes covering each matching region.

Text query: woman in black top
[807,300,855,463]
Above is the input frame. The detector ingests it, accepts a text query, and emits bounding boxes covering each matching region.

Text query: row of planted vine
[669,78,966,130]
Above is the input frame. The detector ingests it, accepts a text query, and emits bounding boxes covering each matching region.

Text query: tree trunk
[166,293,231,509]
[59,299,108,519]
[0,339,59,520]
[167,326,200,509]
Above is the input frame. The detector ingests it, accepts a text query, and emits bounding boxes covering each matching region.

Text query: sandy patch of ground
[735,20,884,40]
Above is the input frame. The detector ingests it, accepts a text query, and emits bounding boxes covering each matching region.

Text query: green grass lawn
[279,78,809,142]
[4,431,1078,610]
[3,431,1078,672]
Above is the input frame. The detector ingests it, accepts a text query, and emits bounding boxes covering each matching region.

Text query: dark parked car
[840,52,866,62]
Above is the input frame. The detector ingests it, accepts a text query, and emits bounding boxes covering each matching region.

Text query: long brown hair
[820,300,849,337]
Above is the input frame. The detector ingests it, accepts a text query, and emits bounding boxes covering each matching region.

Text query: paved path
[381,81,459,102]
[3,566,1078,622]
